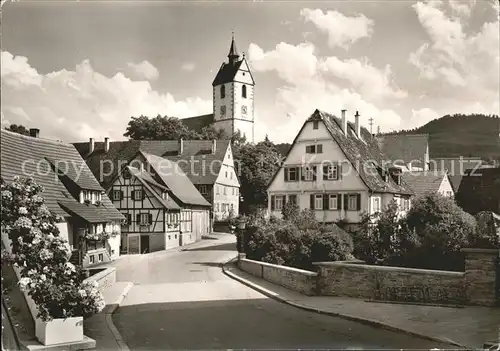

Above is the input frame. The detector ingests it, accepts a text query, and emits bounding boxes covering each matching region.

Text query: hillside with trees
[383,114,500,161]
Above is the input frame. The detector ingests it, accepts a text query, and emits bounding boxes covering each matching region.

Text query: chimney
[29,128,40,138]
[178,138,184,154]
[212,139,217,154]
[354,111,361,138]
[104,137,110,153]
[377,126,381,135]
[341,109,347,136]
[89,138,95,154]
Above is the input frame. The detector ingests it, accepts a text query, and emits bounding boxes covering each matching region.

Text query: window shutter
[338,194,342,210]
[142,190,146,200]
[312,166,317,181]
[284,168,288,182]
[323,165,328,180]
[270,195,275,211]
[338,163,343,179]
[344,194,349,210]
[131,190,135,200]
[317,144,323,153]
[282,195,286,206]
[136,214,140,224]
[149,213,153,224]
[323,194,328,210]
[300,167,305,181]
[310,194,314,209]
[356,194,361,211]
[120,191,124,200]
[127,214,131,223]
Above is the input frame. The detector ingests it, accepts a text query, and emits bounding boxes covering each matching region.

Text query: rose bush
[1,176,105,322]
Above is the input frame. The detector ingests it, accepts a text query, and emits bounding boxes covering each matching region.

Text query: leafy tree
[281,201,299,221]
[5,124,30,136]
[124,115,199,140]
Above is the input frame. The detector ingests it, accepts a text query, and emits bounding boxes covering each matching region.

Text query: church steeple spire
[228,32,240,65]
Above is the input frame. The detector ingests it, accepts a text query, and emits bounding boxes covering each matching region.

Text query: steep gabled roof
[126,166,180,210]
[376,134,429,166]
[58,201,123,223]
[268,109,413,195]
[212,60,244,86]
[179,113,215,133]
[73,140,231,188]
[401,171,449,198]
[1,130,121,220]
[141,152,211,207]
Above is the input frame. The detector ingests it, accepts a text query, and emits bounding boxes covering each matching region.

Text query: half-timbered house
[0,129,124,267]
[108,150,211,253]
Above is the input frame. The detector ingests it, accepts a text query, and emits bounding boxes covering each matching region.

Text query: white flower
[18,277,31,292]
[42,266,49,273]
[78,289,87,298]
[64,262,76,274]
[17,237,23,244]
[18,207,28,215]
[40,274,47,282]
[32,237,41,245]
[1,190,12,199]
[39,249,53,261]
[14,217,32,229]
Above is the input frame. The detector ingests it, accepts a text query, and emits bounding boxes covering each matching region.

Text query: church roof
[179,113,214,133]
[212,59,244,86]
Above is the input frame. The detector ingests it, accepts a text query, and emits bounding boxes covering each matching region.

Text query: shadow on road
[190,261,224,267]
[201,236,219,240]
[112,298,454,350]
[183,243,236,252]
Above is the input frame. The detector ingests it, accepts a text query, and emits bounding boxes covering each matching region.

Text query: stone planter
[35,316,84,345]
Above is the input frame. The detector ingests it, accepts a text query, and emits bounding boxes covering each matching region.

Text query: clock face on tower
[241,105,247,115]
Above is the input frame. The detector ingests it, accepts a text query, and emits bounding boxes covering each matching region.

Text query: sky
[1,0,499,144]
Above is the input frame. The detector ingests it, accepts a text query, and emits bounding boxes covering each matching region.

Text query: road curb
[222,262,467,349]
[104,282,134,351]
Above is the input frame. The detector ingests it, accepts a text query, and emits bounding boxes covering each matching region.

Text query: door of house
[128,234,140,254]
[140,235,150,254]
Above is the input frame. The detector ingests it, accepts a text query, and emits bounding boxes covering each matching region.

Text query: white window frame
[274,196,284,211]
[314,194,323,210]
[326,165,338,180]
[372,197,381,213]
[348,194,358,211]
[89,255,95,264]
[112,190,121,201]
[133,189,143,201]
[303,167,313,181]
[139,213,150,226]
[98,253,103,262]
[287,167,298,181]
[329,194,338,210]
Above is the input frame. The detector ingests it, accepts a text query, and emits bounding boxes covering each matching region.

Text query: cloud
[126,60,159,81]
[1,51,211,142]
[248,42,405,141]
[181,62,196,72]
[300,8,374,49]
[409,107,440,129]
[409,1,499,112]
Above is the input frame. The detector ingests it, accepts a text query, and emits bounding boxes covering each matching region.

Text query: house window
[225,171,228,178]
[199,185,208,195]
[274,196,284,211]
[313,121,319,129]
[314,194,323,210]
[89,255,95,264]
[303,166,314,181]
[446,191,452,197]
[139,213,151,226]
[305,144,323,154]
[98,253,103,262]
[329,195,338,210]
[220,105,226,116]
[112,190,122,201]
[223,186,227,195]
[326,165,338,180]
[132,190,143,201]
[348,195,358,211]
[230,203,234,211]
[123,169,131,179]
[286,167,299,181]
[162,192,167,199]
[372,197,381,213]
[220,85,225,99]
[288,194,297,205]
[242,84,247,98]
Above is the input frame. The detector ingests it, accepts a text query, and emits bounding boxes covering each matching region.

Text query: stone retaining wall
[238,258,317,295]
[237,248,499,306]
[83,267,116,293]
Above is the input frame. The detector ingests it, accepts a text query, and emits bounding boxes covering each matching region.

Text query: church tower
[212,34,255,143]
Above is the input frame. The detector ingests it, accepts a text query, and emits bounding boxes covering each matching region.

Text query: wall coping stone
[460,248,499,254]
[314,261,465,277]
[84,267,116,283]
[240,258,317,276]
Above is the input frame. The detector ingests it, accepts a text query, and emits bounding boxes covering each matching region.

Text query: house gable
[215,143,240,187]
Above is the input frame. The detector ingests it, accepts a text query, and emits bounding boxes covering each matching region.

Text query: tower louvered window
[242,84,247,98]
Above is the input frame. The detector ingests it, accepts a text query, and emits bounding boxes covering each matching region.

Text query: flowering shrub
[82,231,111,241]
[1,176,106,322]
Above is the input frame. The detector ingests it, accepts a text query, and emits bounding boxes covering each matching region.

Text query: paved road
[112,234,453,350]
